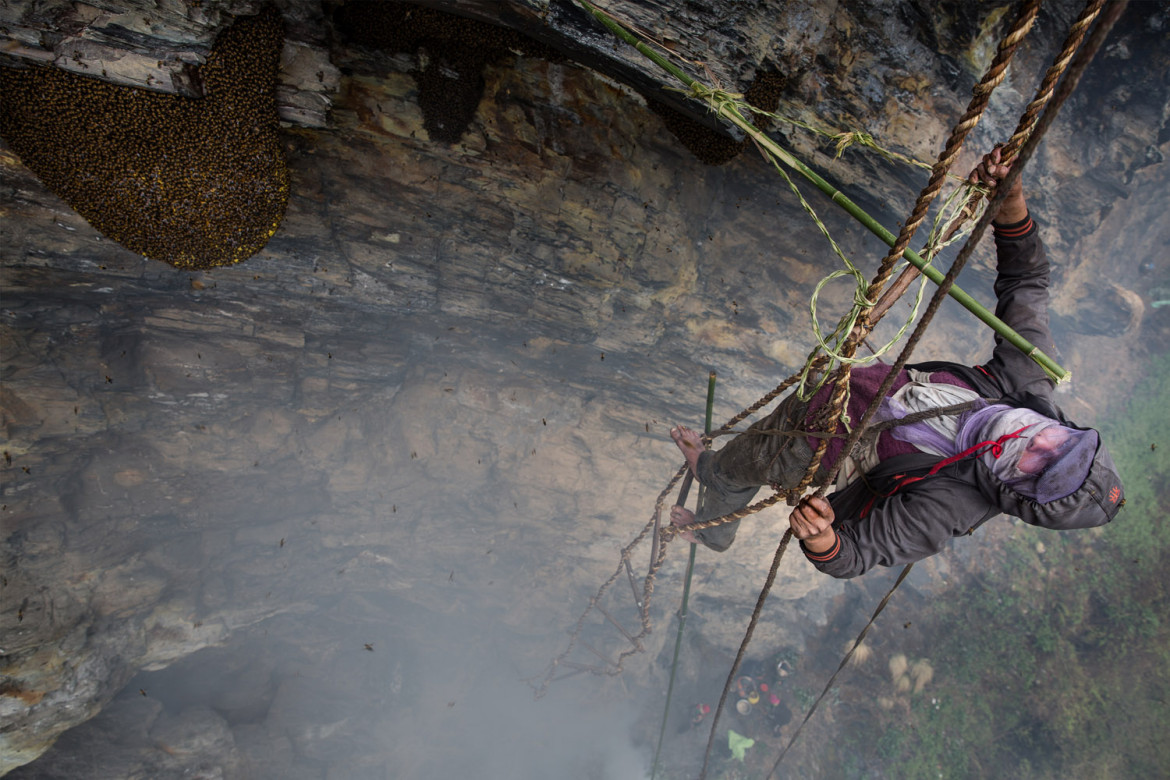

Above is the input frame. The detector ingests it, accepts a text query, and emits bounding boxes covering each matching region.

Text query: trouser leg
[690,393,814,552]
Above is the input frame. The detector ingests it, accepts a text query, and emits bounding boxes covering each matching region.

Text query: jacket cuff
[993,213,1035,241]
[801,533,841,563]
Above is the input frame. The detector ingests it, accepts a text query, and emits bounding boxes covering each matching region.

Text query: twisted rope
[818,0,1126,498]
[872,0,1106,321]
[534,0,1035,699]
[754,5,1128,774]
[1001,0,1108,160]
[782,0,1043,507]
[692,0,1043,550]
[534,1,1121,734]
[697,3,1044,776]
[856,0,1041,324]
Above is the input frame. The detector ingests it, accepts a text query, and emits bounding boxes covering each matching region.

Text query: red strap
[860,426,1030,518]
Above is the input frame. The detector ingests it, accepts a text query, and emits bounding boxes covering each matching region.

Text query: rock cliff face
[1,1,1167,776]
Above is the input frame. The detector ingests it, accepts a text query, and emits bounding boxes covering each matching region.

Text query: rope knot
[671,82,746,121]
[832,131,876,158]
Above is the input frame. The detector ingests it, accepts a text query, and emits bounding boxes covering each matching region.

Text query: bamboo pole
[577,1,1069,383]
[650,371,717,780]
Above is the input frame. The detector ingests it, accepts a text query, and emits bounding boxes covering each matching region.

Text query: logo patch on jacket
[1108,485,1121,504]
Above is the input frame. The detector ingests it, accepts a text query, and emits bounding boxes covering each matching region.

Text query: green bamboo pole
[578,1,1069,384]
[650,371,717,780]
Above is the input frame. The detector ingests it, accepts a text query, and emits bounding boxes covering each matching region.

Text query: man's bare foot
[670,505,699,544]
[670,425,704,475]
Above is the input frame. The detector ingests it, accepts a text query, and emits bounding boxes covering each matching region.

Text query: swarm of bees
[646,71,787,166]
[0,6,289,269]
[333,1,563,144]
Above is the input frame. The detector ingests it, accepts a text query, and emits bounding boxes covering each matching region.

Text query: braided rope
[713,0,1044,529]
[800,0,1041,500]
[753,8,1129,771]
[1002,0,1107,160]
[818,0,1125,499]
[535,0,1038,698]
[858,0,1041,319]
[535,0,1117,714]
[694,2,1045,775]
[872,0,1105,321]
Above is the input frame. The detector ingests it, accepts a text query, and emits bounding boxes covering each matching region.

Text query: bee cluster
[0,6,289,270]
[647,70,787,165]
[335,1,563,144]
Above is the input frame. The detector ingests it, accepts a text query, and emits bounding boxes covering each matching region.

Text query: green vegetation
[1096,352,1170,568]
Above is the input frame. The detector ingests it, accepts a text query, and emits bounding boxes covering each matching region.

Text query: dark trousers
[691,393,815,551]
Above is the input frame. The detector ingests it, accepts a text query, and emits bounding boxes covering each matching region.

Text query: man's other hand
[789,496,836,553]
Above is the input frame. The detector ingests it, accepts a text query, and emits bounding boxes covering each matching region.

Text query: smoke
[52,594,657,780]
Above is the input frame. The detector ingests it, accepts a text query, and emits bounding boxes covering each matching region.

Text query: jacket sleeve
[979,215,1058,399]
[806,478,997,578]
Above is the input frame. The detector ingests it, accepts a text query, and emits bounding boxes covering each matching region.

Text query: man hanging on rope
[668,147,1125,578]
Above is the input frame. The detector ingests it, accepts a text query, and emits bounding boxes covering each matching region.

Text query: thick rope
[533,0,1120,715]
[686,0,1042,550]
[857,0,1041,312]
[803,0,1043,489]
[872,0,1108,321]
[818,0,1128,497]
[1001,0,1108,160]
[756,5,1129,774]
[766,564,915,777]
[533,0,1031,696]
[695,2,1043,776]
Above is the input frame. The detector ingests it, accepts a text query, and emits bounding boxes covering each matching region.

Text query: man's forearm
[993,192,1028,226]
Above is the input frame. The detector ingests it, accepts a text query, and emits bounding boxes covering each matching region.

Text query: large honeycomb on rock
[0,5,288,269]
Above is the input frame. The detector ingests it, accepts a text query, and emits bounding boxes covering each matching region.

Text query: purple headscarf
[882,399,1097,503]
[955,405,1098,503]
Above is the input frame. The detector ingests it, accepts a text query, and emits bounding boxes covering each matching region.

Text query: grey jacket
[806,219,1126,578]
